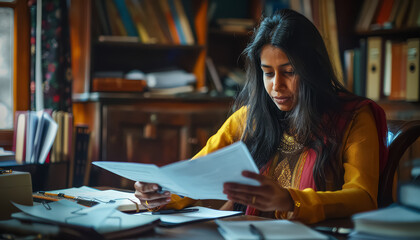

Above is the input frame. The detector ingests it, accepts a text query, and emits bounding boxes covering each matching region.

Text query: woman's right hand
[134,181,172,208]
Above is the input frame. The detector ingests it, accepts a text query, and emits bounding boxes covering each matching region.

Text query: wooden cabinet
[73,94,232,188]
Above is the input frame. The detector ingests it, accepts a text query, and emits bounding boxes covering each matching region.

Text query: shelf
[355,27,420,38]
[93,39,206,50]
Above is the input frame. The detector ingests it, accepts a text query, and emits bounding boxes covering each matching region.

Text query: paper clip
[42,201,51,210]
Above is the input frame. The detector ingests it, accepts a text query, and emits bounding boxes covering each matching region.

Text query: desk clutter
[349,181,420,240]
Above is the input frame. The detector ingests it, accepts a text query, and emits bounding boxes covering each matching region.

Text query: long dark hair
[234,9,353,191]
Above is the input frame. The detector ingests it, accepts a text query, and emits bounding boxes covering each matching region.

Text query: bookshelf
[69,0,235,188]
[70,0,209,94]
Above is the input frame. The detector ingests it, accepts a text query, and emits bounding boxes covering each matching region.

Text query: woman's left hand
[223,171,294,212]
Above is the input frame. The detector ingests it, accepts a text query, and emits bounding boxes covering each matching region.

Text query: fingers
[134,181,171,208]
[134,181,161,193]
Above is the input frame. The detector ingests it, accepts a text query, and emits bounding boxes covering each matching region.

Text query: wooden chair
[378,120,420,207]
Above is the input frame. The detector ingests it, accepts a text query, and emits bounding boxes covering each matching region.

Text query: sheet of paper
[12,201,160,234]
[162,141,260,199]
[138,206,242,225]
[12,200,114,228]
[92,161,185,194]
[93,141,260,200]
[215,219,328,240]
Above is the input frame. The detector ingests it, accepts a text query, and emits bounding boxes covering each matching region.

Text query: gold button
[295,201,301,208]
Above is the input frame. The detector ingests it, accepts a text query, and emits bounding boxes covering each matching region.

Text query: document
[215,220,328,240]
[12,200,160,239]
[138,206,242,226]
[93,141,260,200]
[45,186,141,211]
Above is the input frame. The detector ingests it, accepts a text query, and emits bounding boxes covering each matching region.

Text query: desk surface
[140,215,352,240]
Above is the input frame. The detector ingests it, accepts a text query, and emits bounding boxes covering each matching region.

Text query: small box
[0,171,33,220]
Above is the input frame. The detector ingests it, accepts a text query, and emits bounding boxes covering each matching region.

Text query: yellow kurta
[189,104,380,224]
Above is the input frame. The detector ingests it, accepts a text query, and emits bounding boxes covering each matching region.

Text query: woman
[134,9,388,224]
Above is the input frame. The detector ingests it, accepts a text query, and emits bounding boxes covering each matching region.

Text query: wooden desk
[140,215,352,240]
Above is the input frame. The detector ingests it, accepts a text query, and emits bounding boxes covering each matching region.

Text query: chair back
[378,120,420,207]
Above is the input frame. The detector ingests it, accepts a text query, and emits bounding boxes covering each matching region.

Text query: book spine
[113,0,138,37]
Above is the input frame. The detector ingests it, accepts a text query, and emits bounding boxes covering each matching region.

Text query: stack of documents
[93,141,260,200]
[138,206,242,227]
[10,200,159,239]
[215,220,328,240]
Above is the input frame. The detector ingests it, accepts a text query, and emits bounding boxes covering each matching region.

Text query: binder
[389,41,407,100]
[406,38,420,101]
[366,37,383,100]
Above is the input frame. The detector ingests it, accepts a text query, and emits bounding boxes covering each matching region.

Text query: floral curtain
[29,0,72,112]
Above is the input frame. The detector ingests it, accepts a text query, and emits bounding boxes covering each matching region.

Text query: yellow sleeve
[164,107,247,209]
[278,105,380,224]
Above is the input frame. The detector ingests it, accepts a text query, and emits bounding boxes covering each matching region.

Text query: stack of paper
[11,200,159,239]
[138,206,242,226]
[215,220,328,240]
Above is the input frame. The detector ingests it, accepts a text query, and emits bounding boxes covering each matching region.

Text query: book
[372,0,395,30]
[72,125,90,187]
[398,182,420,210]
[366,37,383,100]
[168,0,187,44]
[113,0,138,37]
[215,219,328,240]
[142,0,170,44]
[149,0,173,43]
[14,112,27,164]
[389,41,407,100]
[14,111,58,164]
[104,0,127,36]
[92,78,147,92]
[92,0,111,35]
[343,49,355,92]
[406,38,420,102]
[351,204,420,239]
[355,0,381,32]
[383,40,392,97]
[124,0,149,43]
[383,0,402,29]
[158,0,181,44]
[394,0,410,29]
[93,141,259,200]
[173,0,195,45]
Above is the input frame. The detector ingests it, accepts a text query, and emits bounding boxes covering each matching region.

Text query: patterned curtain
[29,0,72,112]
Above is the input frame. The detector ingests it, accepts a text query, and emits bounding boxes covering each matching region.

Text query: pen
[38,191,98,207]
[313,226,352,235]
[152,208,199,215]
[39,191,76,200]
[249,224,265,240]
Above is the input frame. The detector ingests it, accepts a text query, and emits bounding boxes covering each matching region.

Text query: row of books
[93,0,196,45]
[355,0,420,32]
[11,110,73,165]
[343,38,420,102]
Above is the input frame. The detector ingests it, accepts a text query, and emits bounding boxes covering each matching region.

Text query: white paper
[46,187,140,212]
[12,200,160,233]
[138,206,241,225]
[215,220,328,240]
[93,141,260,200]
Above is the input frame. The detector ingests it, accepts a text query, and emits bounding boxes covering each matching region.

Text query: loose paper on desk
[138,206,242,226]
[215,220,328,240]
[47,186,140,211]
[12,200,159,233]
[93,141,259,200]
